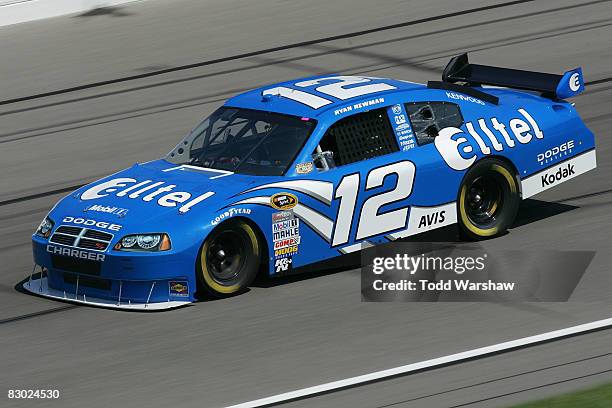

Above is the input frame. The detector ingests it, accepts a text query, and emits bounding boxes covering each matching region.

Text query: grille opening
[63,274,111,291]
[55,226,82,235]
[83,229,113,241]
[51,255,101,275]
[50,225,113,252]
[78,239,108,251]
[49,234,76,246]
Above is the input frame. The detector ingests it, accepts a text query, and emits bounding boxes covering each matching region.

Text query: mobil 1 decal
[435,108,543,171]
[387,104,416,151]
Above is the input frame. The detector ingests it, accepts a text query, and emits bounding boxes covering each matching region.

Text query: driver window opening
[312,107,398,171]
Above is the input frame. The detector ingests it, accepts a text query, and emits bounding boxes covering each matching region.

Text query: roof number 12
[262,76,396,109]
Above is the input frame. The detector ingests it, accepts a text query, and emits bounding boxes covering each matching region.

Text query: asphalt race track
[1,0,612,407]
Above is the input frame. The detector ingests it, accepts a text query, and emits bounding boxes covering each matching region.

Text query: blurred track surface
[1,1,612,407]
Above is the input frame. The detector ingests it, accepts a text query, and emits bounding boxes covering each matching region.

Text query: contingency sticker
[387,104,416,151]
[272,211,300,259]
[169,280,189,297]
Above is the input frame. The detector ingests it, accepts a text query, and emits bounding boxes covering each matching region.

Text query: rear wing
[441,53,584,99]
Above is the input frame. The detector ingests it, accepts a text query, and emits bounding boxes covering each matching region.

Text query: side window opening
[312,107,399,171]
[404,102,463,146]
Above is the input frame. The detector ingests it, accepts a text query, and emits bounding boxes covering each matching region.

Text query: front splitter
[23,277,192,311]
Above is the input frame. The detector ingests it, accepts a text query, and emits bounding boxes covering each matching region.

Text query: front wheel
[458,159,520,240]
[198,220,261,297]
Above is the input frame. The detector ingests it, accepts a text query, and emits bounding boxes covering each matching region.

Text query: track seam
[0,0,536,106]
[0,305,77,325]
[225,319,612,407]
[2,0,607,120]
[447,369,612,408]
[376,352,612,407]
[0,185,83,207]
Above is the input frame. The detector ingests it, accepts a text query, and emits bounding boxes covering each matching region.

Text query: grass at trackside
[508,382,612,407]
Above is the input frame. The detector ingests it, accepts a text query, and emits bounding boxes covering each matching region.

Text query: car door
[307,106,414,250]
[293,99,468,254]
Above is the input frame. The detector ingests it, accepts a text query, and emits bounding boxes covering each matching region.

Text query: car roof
[224,75,426,120]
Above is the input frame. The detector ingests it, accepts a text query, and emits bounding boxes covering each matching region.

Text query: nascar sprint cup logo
[435,108,543,171]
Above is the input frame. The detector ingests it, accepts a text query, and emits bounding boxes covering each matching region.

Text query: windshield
[166,107,316,176]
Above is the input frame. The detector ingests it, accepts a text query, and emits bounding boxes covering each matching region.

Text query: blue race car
[27,53,596,309]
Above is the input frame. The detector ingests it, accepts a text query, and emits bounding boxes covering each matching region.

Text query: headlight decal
[114,233,171,252]
[137,234,161,250]
[35,217,54,239]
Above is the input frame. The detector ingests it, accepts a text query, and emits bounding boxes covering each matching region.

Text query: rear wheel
[198,220,261,297]
[458,159,520,240]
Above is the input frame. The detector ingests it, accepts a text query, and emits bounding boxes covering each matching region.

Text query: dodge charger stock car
[26,53,596,309]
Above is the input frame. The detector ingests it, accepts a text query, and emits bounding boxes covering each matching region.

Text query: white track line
[226,317,612,407]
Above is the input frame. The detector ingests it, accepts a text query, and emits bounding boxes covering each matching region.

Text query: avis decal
[435,108,544,171]
[386,202,457,240]
[62,216,122,232]
[79,178,215,213]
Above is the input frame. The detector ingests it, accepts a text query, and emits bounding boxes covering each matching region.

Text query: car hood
[49,160,275,231]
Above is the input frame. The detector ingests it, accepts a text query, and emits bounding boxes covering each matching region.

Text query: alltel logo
[435,108,543,171]
[569,73,581,92]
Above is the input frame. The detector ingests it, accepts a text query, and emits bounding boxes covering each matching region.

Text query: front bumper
[31,235,199,309]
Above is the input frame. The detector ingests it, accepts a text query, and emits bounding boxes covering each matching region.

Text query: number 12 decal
[331,161,416,246]
[263,76,396,109]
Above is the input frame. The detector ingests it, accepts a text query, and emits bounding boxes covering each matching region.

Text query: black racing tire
[457,159,520,240]
[197,219,261,297]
